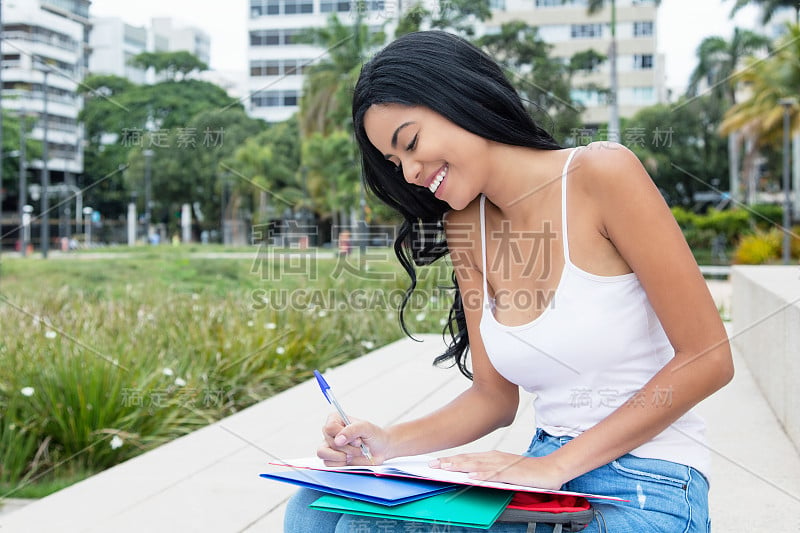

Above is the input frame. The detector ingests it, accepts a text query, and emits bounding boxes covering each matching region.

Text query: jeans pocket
[608,455,690,490]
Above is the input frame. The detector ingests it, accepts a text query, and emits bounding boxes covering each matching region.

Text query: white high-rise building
[89,17,211,84]
[2,0,90,178]
[88,18,149,84]
[246,0,663,126]
[247,0,393,122]
[489,0,664,127]
[151,17,211,67]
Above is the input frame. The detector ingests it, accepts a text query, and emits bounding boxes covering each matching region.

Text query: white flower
[247,320,254,327]
[415,312,427,322]
[276,346,285,355]
[110,435,124,450]
[45,330,57,339]
[265,322,277,330]
[191,293,200,300]
[162,368,174,377]
[360,340,375,350]
[174,377,187,387]
[20,386,35,397]
[317,310,327,318]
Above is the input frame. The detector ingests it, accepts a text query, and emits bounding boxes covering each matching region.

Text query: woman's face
[363,104,491,211]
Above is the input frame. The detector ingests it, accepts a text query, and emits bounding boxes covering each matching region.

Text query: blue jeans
[283,428,710,533]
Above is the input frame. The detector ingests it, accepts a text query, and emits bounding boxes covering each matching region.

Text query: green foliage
[78,73,250,221]
[693,208,751,242]
[297,14,385,138]
[302,130,360,222]
[626,95,729,206]
[1,111,42,206]
[748,203,784,230]
[128,51,209,81]
[477,21,582,143]
[230,116,302,225]
[0,250,451,494]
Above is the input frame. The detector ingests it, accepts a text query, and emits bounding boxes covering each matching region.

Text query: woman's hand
[316,413,391,467]
[430,451,565,490]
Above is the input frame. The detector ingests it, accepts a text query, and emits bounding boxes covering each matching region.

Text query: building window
[631,86,655,105]
[284,0,313,14]
[250,0,312,16]
[571,23,603,39]
[536,0,586,6]
[250,29,303,46]
[252,90,300,108]
[633,21,653,37]
[250,59,309,77]
[633,54,653,70]
[320,0,352,12]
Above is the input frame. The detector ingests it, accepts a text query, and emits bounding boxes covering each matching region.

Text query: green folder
[309,486,514,529]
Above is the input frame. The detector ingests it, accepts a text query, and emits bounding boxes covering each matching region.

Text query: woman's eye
[406,134,418,151]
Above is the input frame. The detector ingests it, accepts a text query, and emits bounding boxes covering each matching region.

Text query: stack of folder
[262,455,619,529]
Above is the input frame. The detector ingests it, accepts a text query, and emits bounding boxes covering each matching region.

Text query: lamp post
[779,98,796,265]
[143,148,153,241]
[83,206,93,247]
[17,116,28,256]
[31,57,51,258]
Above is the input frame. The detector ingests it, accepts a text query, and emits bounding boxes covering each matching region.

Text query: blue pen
[313,369,374,465]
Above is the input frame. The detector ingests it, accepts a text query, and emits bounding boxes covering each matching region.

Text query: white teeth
[428,166,447,193]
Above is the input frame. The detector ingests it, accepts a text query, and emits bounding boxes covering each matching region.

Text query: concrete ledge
[731,265,800,451]
[2,322,800,532]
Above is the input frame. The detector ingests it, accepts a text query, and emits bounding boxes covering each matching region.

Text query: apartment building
[245,0,662,125]
[2,0,90,179]
[247,0,392,122]
[88,17,149,84]
[89,17,211,84]
[489,0,664,127]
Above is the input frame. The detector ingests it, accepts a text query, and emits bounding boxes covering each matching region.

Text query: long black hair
[352,31,562,379]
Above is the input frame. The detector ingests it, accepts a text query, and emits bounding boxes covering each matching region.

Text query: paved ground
[1,280,798,532]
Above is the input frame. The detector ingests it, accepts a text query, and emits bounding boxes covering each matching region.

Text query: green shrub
[694,208,752,243]
[671,207,697,229]
[749,204,784,231]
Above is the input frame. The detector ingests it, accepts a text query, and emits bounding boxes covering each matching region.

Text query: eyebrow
[384,121,415,160]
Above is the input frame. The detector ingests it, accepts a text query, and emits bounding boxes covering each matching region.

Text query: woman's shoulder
[575,142,642,173]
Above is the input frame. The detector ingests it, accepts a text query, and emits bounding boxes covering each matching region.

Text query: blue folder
[260,469,457,506]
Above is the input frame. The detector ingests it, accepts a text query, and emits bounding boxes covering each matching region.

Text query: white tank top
[477,147,710,478]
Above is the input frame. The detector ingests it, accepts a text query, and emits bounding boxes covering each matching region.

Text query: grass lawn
[0,246,452,498]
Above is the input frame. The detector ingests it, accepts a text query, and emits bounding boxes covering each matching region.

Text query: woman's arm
[318,205,520,465]
[436,144,733,487]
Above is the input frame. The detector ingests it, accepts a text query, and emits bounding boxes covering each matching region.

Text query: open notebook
[269,454,625,501]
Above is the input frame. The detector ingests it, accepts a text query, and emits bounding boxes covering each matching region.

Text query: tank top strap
[561,147,582,265]
[479,194,490,308]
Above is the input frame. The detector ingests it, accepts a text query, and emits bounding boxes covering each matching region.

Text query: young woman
[284,30,732,533]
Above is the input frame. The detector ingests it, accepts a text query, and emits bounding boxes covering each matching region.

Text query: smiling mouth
[428,165,448,194]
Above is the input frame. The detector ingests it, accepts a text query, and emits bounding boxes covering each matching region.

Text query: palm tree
[687,28,771,105]
[730,0,800,25]
[720,24,800,147]
[720,24,799,203]
[297,13,385,138]
[585,0,660,142]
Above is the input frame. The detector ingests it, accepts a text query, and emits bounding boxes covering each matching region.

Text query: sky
[89,0,761,95]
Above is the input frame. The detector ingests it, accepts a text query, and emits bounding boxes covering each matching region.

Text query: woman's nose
[401,159,422,185]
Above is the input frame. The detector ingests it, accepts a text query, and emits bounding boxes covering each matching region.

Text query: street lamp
[143,148,153,241]
[32,56,51,259]
[779,97,796,265]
